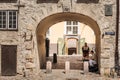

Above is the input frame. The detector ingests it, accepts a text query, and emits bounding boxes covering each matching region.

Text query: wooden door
[1,45,17,76]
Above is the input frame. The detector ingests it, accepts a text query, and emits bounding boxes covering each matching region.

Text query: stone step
[52,62,83,70]
[46,56,84,70]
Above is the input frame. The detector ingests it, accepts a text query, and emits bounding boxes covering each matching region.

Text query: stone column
[65,61,70,73]
[83,61,89,74]
[46,61,52,73]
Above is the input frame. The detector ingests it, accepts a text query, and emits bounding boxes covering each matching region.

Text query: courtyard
[0,70,119,80]
[0,0,119,79]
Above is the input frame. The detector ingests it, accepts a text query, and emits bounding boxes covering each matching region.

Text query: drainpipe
[115,0,119,73]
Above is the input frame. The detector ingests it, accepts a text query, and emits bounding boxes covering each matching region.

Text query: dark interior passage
[68,48,76,55]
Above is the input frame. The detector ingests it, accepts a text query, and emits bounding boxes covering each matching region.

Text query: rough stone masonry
[0,0,117,76]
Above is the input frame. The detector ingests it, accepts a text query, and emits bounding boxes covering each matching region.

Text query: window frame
[73,26,78,34]
[0,11,7,30]
[0,10,18,31]
[65,21,79,35]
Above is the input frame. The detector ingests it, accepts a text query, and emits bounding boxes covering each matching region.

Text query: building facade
[0,0,117,76]
[47,21,95,56]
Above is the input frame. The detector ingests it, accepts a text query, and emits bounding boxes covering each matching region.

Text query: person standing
[82,42,90,60]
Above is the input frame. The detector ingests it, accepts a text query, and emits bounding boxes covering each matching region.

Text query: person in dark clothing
[82,42,89,60]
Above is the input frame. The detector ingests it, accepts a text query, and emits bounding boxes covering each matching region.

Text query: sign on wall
[105,5,113,16]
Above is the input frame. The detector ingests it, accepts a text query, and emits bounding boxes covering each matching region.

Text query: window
[66,21,79,35]
[0,0,17,3]
[0,11,7,29]
[73,26,78,34]
[76,0,99,3]
[37,0,59,3]
[66,26,71,34]
[8,11,17,29]
[67,21,71,25]
[73,21,78,25]
[0,11,17,30]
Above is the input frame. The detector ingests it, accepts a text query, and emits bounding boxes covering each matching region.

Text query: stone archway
[36,12,101,70]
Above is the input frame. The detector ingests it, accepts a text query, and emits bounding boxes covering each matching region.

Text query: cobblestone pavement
[0,70,120,80]
[43,70,120,80]
[1,56,120,80]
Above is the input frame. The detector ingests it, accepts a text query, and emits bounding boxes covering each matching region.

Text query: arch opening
[36,12,101,71]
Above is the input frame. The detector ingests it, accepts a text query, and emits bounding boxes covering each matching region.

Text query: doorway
[1,45,17,76]
[67,38,78,55]
[68,47,76,55]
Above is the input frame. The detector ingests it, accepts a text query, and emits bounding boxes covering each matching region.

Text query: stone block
[25,53,34,59]
[83,61,89,73]
[101,59,110,68]
[104,68,110,76]
[24,50,32,55]
[65,61,70,74]
[100,68,104,76]
[23,69,33,78]
[113,72,118,78]
[109,58,115,67]
[17,66,24,75]
[26,26,33,31]
[25,53,34,62]
[101,53,110,59]
[104,35,111,39]
[110,68,115,77]
[26,62,35,69]
[46,61,52,73]
[25,41,33,50]
[26,31,32,36]
[26,45,33,50]
[25,35,32,41]
[103,46,110,50]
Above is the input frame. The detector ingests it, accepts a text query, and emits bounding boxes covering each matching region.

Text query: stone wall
[118,0,120,73]
[0,0,116,75]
